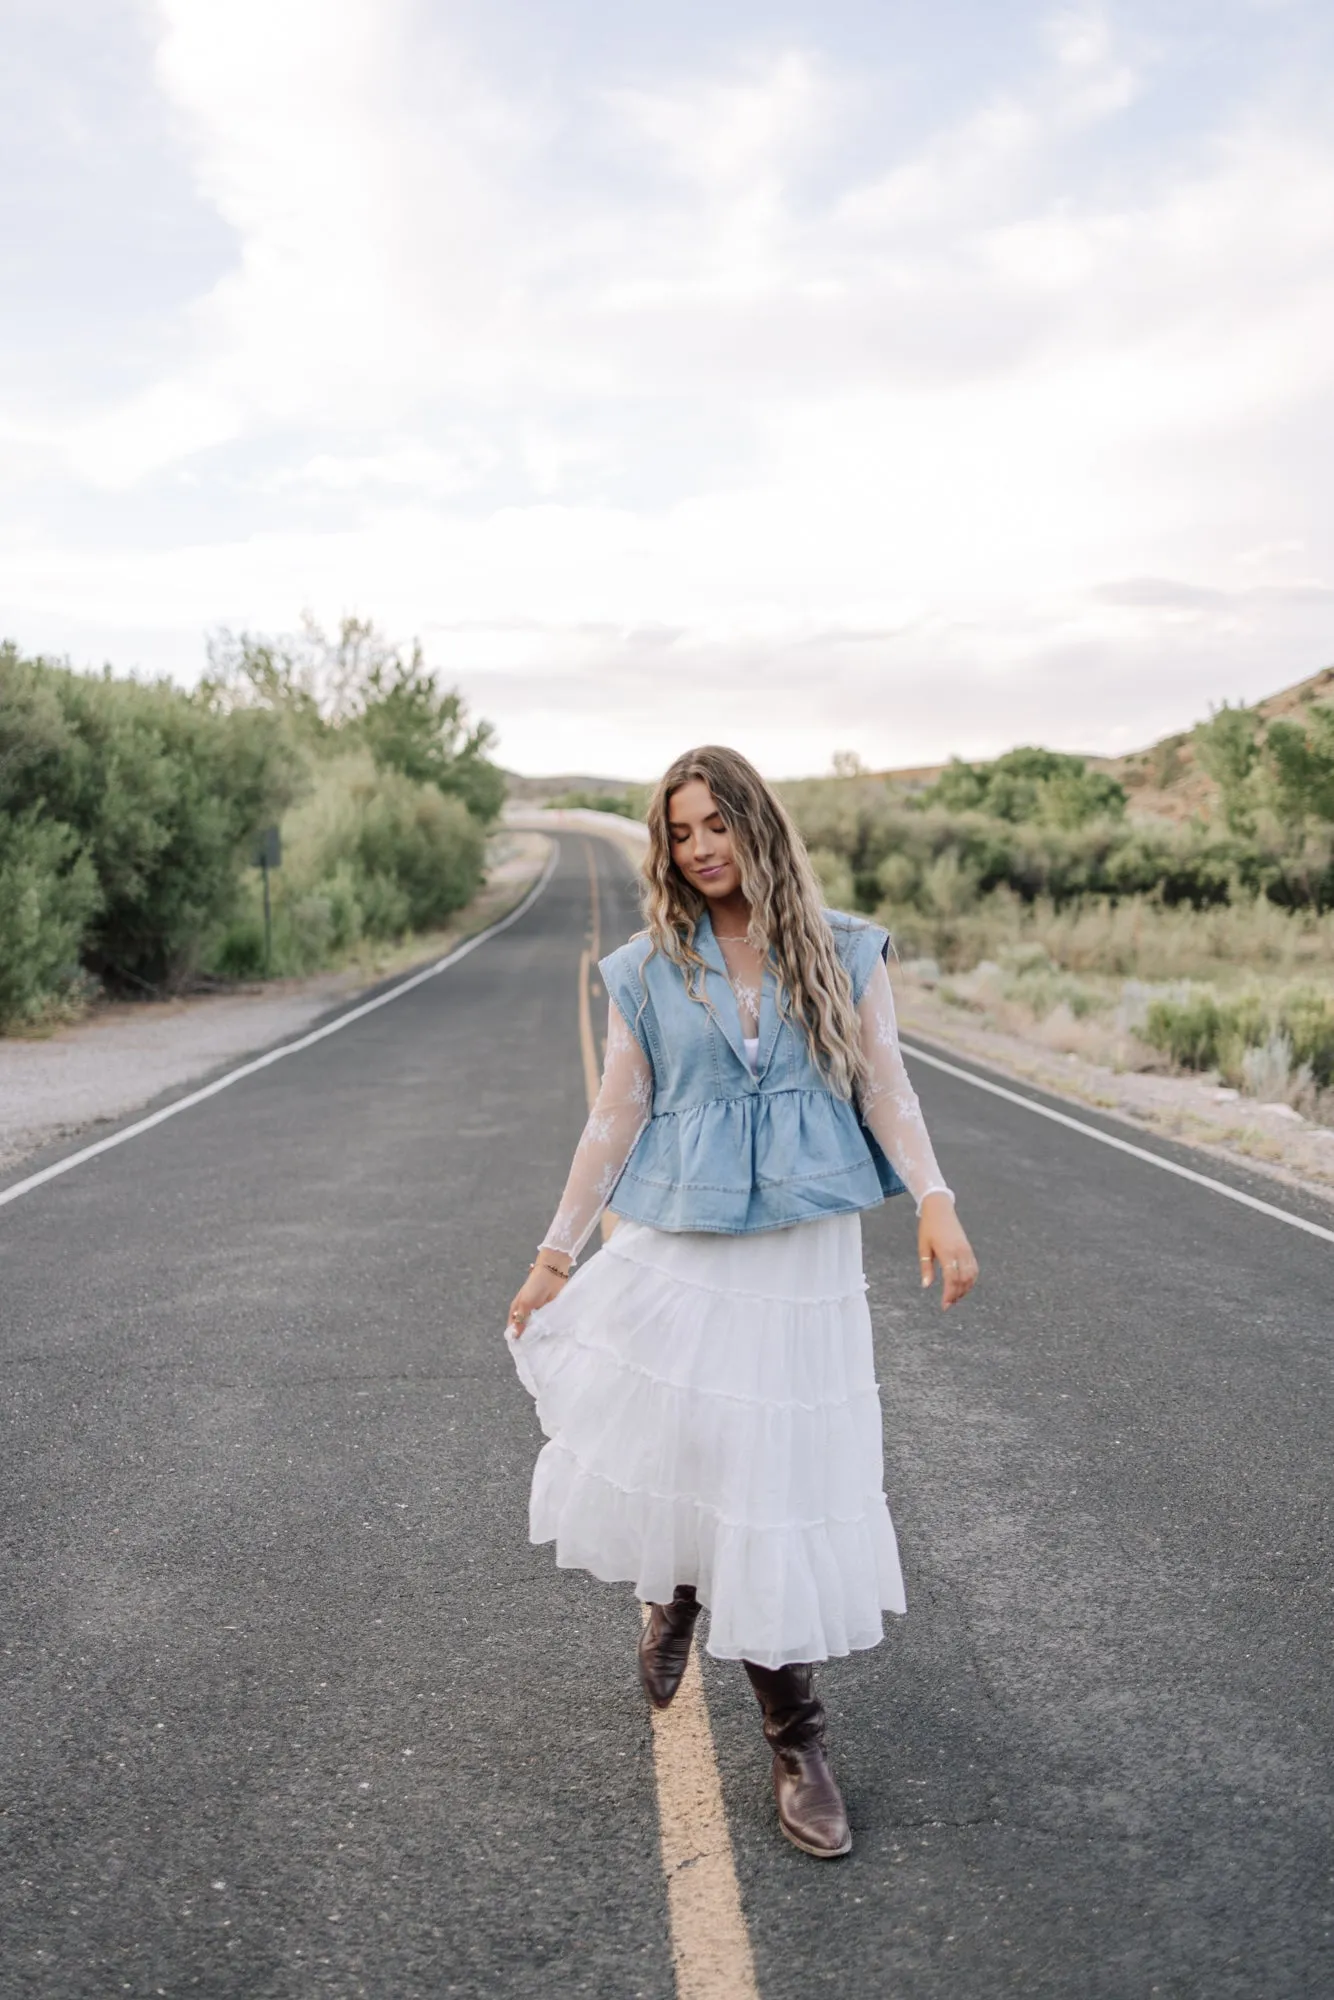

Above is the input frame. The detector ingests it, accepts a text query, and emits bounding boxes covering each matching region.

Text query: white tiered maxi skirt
[506,1211,906,1668]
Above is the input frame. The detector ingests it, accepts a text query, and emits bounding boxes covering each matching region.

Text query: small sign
[252,826,282,869]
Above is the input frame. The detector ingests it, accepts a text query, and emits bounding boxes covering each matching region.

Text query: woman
[506,746,977,1859]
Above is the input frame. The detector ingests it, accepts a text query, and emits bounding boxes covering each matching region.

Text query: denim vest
[597,908,906,1235]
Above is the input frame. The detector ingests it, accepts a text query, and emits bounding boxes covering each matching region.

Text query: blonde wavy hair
[640,745,867,1099]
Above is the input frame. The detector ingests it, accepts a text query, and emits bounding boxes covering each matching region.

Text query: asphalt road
[2,832,1330,1999]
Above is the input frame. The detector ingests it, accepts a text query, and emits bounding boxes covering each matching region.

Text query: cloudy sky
[3,0,1333,777]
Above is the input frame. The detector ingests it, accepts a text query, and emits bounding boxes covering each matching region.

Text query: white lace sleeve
[857,955,954,1214]
[540,999,653,1261]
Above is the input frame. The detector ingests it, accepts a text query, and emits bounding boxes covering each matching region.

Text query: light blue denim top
[597,907,907,1235]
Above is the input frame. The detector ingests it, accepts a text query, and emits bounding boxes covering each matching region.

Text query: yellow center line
[584,837,602,962]
[575,841,761,2000]
[645,1636,761,1999]
[577,946,602,1112]
[580,841,618,1248]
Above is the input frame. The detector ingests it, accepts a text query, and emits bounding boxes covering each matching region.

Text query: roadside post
[252,826,282,975]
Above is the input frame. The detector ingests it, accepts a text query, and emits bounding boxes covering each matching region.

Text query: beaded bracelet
[530,1256,571,1281]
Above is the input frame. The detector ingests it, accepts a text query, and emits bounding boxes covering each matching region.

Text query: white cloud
[3,0,1333,774]
[605,49,827,195]
[264,439,501,499]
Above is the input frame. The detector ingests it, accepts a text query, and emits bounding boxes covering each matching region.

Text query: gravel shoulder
[0,831,552,1178]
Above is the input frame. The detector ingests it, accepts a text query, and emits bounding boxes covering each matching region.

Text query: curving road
[1,831,1330,1998]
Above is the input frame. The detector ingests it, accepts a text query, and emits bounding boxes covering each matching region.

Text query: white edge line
[0,842,560,1212]
[900,1037,1334,1248]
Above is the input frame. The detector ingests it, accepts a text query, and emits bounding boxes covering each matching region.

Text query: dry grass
[886,892,1334,1129]
[878,887,1334,986]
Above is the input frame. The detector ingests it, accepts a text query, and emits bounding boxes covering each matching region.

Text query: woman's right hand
[507,1253,571,1337]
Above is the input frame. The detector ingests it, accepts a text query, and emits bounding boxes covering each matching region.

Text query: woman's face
[666,780,743,902]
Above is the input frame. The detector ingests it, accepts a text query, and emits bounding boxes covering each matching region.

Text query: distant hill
[1090,663,1334,822]
[815,665,1334,823]
[869,665,1334,822]
[502,664,1334,823]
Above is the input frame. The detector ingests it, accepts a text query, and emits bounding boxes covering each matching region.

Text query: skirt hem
[538,1549,904,1668]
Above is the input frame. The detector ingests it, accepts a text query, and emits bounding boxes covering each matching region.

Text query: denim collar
[693,908,782,1084]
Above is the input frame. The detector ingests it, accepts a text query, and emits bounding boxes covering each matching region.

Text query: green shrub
[279,892,343,970]
[922,747,1128,827]
[922,850,980,917]
[209,917,266,981]
[999,957,1110,1021]
[808,846,855,910]
[781,774,1296,914]
[320,860,366,954]
[875,851,921,905]
[0,809,101,1026]
[351,775,483,931]
[1,634,501,1024]
[54,676,301,985]
[203,752,486,978]
[1278,987,1334,1087]
[1143,993,1226,1069]
[1142,991,1266,1072]
[0,645,303,993]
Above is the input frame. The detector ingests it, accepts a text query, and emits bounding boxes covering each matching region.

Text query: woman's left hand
[917,1192,978,1309]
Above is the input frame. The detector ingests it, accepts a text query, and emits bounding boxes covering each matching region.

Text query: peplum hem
[609,1087,904,1236]
[506,1211,906,1666]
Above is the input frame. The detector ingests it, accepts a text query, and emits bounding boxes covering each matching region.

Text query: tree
[925,758,989,813]
[1261,703,1334,911]
[357,646,505,821]
[1193,702,1261,835]
[200,614,505,822]
[919,746,1126,827]
[1264,704,1334,833]
[198,629,329,741]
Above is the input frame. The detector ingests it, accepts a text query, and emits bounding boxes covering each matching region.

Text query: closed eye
[669,818,728,840]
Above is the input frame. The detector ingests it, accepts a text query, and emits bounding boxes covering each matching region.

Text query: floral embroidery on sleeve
[856,956,954,1214]
[540,998,654,1258]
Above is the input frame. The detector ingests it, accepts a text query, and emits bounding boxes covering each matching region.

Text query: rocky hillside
[1097,663,1334,822]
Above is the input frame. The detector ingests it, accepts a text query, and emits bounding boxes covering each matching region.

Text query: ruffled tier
[507,1213,905,1667]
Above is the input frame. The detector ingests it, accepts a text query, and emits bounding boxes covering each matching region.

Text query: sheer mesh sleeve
[540,998,653,1260]
[857,955,954,1214]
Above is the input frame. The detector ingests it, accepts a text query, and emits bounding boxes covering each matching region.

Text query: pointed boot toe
[638,1589,702,1709]
[773,1749,853,1858]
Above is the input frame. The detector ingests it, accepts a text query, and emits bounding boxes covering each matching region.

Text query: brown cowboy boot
[743,1660,852,1858]
[638,1586,702,1709]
